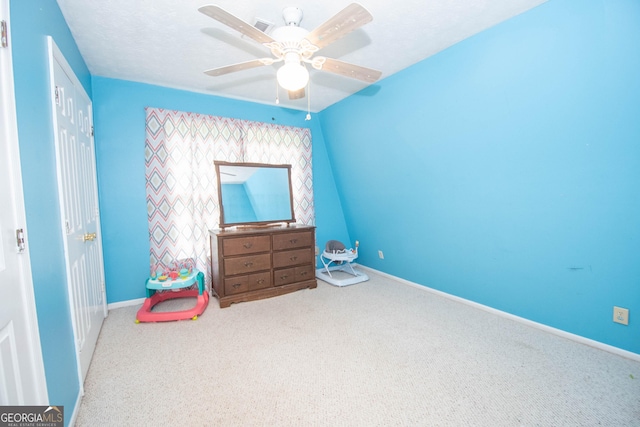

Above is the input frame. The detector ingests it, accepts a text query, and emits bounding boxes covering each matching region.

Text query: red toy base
[136,289,209,323]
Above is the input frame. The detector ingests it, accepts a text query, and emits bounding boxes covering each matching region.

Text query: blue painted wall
[319,0,640,354]
[10,0,92,423]
[92,77,350,303]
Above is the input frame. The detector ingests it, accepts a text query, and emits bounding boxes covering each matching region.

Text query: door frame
[0,0,48,403]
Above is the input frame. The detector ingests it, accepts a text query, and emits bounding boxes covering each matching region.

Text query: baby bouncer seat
[315,240,369,287]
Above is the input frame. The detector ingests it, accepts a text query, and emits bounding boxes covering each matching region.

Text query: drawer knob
[300,271,307,276]
[280,274,288,280]
[244,262,254,267]
[232,283,241,289]
[256,279,265,285]
[243,242,253,249]
[290,256,298,261]
[289,239,297,244]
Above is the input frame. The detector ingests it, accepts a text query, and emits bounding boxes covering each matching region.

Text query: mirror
[215,161,296,228]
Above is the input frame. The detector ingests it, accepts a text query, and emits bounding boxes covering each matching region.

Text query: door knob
[82,232,97,242]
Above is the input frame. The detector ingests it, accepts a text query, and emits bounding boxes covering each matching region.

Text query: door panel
[49,38,106,383]
[0,322,23,404]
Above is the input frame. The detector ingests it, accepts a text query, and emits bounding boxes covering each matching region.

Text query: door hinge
[91,125,94,136]
[65,220,71,235]
[54,86,61,106]
[1,21,8,48]
[16,228,25,253]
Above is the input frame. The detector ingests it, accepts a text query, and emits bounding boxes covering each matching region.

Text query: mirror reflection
[217,163,294,226]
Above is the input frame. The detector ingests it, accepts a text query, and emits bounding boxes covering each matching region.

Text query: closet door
[48,37,107,385]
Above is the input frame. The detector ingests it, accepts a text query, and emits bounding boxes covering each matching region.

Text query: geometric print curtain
[144,107,314,285]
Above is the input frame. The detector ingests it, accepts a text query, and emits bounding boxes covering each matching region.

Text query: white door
[0,1,48,405]
[48,38,106,384]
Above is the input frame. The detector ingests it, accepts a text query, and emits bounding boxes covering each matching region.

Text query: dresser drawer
[223,235,271,256]
[273,248,313,268]
[294,264,314,283]
[274,265,315,286]
[224,271,271,295]
[224,253,271,275]
[272,231,314,251]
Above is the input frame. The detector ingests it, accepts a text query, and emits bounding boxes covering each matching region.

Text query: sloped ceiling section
[56,0,546,112]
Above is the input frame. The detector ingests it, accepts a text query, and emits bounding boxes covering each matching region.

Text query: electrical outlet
[378,250,384,259]
[315,246,319,256]
[613,306,629,325]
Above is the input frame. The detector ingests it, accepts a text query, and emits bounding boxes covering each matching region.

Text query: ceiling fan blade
[315,57,381,83]
[199,5,275,45]
[304,3,373,50]
[288,88,305,100]
[204,58,274,77]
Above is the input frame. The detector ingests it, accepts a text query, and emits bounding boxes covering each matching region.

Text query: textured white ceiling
[56,0,546,112]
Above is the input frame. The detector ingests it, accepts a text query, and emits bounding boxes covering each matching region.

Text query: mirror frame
[215,161,296,228]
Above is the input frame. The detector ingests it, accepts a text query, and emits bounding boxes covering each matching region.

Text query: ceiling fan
[198,3,382,100]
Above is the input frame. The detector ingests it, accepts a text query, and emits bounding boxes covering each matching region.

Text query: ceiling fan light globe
[277,63,309,91]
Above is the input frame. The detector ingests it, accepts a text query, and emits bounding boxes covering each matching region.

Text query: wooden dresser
[209,225,317,308]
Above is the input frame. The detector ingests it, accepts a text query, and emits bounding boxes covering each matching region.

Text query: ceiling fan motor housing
[281,6,303,26]
[269,24,314,62]
[271,23,309,43]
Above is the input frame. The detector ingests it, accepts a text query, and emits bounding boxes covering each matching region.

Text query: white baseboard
[358,265,640,363]
[107,297,146,311]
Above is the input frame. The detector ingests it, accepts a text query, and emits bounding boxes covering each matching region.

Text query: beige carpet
[76,271,640,426]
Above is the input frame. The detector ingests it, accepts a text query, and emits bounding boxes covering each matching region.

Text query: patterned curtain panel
[144,107,314,284]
